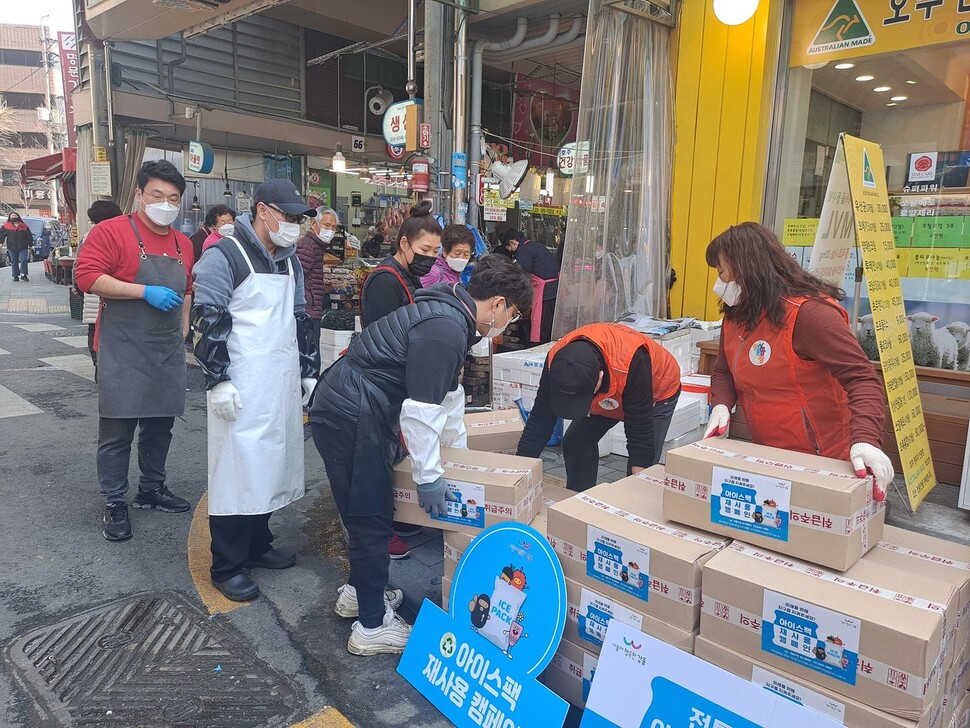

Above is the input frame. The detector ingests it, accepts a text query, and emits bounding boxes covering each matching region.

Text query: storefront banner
[810,134,937,510]
[808,142,855,286]
[790,0,970,66]
[511,75,580,167]
[398,522,569,728]
[57,32,78,148]
[581,620,840,728]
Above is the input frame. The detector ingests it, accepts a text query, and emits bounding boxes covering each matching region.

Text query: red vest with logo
[548,323,681,420]
[722,296,851,459]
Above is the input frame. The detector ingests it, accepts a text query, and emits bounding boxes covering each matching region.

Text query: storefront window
[770,1,970,372]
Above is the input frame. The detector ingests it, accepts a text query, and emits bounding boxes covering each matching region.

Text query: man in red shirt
[75,160,195,541]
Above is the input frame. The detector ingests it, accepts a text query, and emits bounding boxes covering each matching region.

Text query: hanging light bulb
[713,0,759,25]
[223,179,232,198]
[358,158,370,180]
[332,143,346,173]
[546,168,555,196]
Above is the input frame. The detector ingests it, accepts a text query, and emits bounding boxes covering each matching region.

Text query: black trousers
[562,392,680,492]
[209,513,273,582]
[311,421,393,629]
[539,296,557,345]
[97,416,174,504]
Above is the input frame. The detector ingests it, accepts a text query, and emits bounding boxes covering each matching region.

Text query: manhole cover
[7,591,299,727]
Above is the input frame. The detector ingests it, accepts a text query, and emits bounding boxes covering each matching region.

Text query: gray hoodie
[192,212,306,314]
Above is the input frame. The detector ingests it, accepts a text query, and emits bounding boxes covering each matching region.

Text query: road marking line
[12,323,64,332]
[38,354,96,383]
[291,707,356,728]
[0,384,42,418]
[188,492,247,615]
[0,347,10,355]
[53,335,88,349]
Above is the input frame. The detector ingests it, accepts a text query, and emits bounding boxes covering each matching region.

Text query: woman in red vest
[703,222,893,501]
[517,322,682,492]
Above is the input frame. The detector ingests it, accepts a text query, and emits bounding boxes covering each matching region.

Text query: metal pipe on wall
[451,2,468,222]
[407,0,418,98]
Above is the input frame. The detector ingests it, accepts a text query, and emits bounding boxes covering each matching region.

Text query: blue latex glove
[417,477,459,518]
[143,285,183,311]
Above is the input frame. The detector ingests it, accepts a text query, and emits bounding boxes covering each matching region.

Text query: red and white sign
[908,152,937,183]
[475,173,485,206]
[419,123,431,149]
[57,32,78,147]
[386,143,406,160]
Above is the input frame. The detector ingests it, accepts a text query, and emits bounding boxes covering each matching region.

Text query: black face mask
[408,252,436,278]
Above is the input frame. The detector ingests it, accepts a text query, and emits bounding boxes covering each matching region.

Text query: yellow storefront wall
[669,0,785,319]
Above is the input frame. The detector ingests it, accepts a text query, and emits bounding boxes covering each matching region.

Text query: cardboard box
[943,658,970,728]
[564,576,696,657]
[695,637,947,728]
[541,635,599,709]
[950,692,970,728]
[701,542,959,719]
[547,469,729,632]
[664,439,884,571]
[393,449,542,534]
[443,511,550,582]
[540,479,572,518]
[442,575,452,611]
[463,409,524,454]
[866,526,970,658]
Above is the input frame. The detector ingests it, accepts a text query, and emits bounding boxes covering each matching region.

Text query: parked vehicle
[0,215,66,265]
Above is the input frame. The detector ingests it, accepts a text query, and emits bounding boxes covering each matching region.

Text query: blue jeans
[12,249,29,278]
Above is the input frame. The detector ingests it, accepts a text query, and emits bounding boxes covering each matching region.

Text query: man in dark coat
[295,207,339,347]
[1,213,34,281]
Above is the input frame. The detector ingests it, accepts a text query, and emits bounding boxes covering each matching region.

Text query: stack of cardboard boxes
[661,438,970,728]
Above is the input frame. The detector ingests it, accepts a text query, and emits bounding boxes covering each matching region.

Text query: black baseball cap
[253,179,317,217]
[548,340,603,420]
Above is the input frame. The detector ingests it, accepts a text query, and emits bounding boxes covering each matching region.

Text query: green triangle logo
[862,148,877,189]
[808,0,875,56]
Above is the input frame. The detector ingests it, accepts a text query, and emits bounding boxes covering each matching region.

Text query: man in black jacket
[1,213,33,281]
[513,231,560,344]
[308,254,533,656]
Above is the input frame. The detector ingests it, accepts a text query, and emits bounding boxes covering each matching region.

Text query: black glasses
[268,205,305,225]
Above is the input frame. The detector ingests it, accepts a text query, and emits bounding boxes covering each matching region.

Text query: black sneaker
[103,503,132,541]
[133,485,190,513]
[21,275,29,282]
[12,277,19,282]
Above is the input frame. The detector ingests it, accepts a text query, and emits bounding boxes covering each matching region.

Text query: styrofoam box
[690,326,720,352]
[649,329,692,375]
[320,329,354,345]
[492,341,557,387]
[609,398,701,456]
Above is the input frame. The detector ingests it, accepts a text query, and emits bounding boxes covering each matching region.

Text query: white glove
[209,381,242,422]
[400,398,448,484]
[849,442,894,502]
[440,386,468,448]
[703,404,731,439]
[301,377,317,407]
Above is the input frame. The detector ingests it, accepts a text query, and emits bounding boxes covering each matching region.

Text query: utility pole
[39,17,60,219]
[423,0,451,216]
[451,0,468,224]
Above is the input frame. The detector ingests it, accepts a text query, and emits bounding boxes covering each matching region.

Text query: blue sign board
[398,522,569,728]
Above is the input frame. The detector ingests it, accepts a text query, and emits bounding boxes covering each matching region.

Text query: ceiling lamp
[545,168,555,196]
[834,62,854,70]
[890,96,907,101]
[855,74,874,82]
[873,86,891,92]
[712,0,759,26]
[331,143,346,173]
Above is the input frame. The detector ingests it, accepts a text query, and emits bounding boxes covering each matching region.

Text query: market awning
[20,148,77,183]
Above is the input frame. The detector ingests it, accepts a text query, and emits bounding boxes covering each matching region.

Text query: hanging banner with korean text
[57,32,78,148]
[398,522,569,727]
[808,133,936,511]
[581,621,841,727]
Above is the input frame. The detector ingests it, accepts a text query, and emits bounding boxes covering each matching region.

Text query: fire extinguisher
[411,157,430,193]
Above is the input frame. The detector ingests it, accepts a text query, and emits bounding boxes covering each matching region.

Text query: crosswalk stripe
[52,336,89,349]
[0,384,43,418]
[38,354,96,383]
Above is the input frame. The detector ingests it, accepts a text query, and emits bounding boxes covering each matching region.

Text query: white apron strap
[226,236,256,277]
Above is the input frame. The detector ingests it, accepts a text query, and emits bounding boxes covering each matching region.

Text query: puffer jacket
[0,221,32,253]
[295,231,330,319]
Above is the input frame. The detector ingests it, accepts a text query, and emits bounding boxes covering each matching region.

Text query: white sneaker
[334,583,405,618]
[347,609,412,655]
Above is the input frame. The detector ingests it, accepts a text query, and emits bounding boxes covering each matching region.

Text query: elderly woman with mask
[296,206,340,347]
[420,224,475,287]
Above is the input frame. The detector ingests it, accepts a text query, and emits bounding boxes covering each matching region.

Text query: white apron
[207,237,304,515]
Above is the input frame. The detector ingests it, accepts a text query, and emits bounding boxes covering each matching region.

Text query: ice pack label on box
[751,666,847,724]
[435,480,486,528]
[585,526,651,602]
[761,590,860,686]
[576,588,643,648]
[711,466,792,541]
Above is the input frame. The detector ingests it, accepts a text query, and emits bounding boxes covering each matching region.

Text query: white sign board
[382,100,420,148]
[908,152,938,183]
[351,135,366,153]
[90,161,112,197]
[807,142,854,286]
[483,206,507,222]
[581,621,840,728]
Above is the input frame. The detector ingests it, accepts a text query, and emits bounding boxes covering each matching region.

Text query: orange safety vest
[548,322,681,421]
[722,295,852,459]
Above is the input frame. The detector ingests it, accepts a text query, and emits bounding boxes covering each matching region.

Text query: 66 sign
[558,142,589,176]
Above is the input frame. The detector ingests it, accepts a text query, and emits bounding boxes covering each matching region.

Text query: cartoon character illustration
[460,505,468,517]
[469,594,491,630]
[621,561,641,586]
[757,499,780,528]
[620,565,629,583]
[824,636,848,668]
[511,567,527,591]
[503,618,528,657]
[501,565,516,584]
[465,499,479,518]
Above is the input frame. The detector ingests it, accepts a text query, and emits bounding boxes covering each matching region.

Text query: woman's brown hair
[705,222,845,331]
[392,200,441,253]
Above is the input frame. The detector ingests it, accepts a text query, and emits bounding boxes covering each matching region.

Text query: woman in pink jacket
[420,224,475,287]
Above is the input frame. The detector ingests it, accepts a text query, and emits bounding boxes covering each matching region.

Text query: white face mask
[266,208,301,248]
[318,229,335,243]
[479,299,514,338]
[217,223,235,237]
[143,200,180,227]
[713,277,742,307]
[446,256,469,273]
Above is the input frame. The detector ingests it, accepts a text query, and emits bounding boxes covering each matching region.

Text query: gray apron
[98,216,187,419]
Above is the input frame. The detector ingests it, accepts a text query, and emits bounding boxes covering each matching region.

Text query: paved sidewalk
[0,261,72,315]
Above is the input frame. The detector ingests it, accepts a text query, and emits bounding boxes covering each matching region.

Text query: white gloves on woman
[209,381,242,421]
[703,404,731,439]
[849,442,894,502]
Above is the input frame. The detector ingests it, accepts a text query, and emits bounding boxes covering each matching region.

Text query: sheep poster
[810,133,937,511]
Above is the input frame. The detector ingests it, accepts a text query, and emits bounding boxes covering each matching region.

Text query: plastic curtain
[551,2,673,339]
[117,130,149,214]
[75,126,94,239]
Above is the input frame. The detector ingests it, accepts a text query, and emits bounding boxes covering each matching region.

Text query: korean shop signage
[790,0,970,66]
[398,522,569,727]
